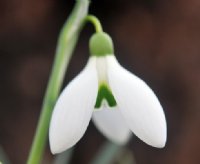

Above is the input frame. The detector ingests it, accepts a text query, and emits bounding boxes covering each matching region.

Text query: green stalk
[84,15,103,32]
[90,141,121,164]
[27,0,90,163]
[53,148,74,164]
[90,141,136,164]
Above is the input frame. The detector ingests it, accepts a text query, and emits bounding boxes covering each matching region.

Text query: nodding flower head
[49,32,167,154]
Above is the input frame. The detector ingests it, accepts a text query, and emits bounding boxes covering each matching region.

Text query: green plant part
[90,32,114,56]
[95,83,117,109]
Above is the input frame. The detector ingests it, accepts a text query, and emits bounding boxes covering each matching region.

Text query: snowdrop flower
[49,32,167,154]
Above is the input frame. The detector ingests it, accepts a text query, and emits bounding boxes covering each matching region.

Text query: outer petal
[49,57,98,154]
[92,106,132,145]
[107,56,167,148]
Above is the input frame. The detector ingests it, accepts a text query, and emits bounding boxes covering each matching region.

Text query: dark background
[1,0,200,163]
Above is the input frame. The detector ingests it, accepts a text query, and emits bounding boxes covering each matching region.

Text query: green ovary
[95,83,117,108]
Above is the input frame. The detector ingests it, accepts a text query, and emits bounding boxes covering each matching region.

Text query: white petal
[92,106,132,144]
[49,57,98,154]
[107,56,167,148]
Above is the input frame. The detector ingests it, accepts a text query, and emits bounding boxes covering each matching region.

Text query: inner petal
[94,56,117,109]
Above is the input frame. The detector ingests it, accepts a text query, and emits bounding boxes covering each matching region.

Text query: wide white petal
[49,57,98,154]
[92,106,132,145]
[107,56,167,148]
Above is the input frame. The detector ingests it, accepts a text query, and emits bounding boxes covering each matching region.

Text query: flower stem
[27,0,90,163]
[53,148,74,164]
[85,15,103,33]
[90,141,122,164]
[90,141,136,164]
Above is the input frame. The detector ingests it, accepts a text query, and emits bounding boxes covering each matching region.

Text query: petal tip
[49,137,73,154]
[49,143,61,155]
[50,147,63,155]
[157,136,167,148]
[50,146,58,155]
[153,140,166,149]
[49,136,64,154]
[147,132,167,148]
[49,126,74,154]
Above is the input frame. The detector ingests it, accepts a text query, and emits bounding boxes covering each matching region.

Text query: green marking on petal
[95,83,117,108]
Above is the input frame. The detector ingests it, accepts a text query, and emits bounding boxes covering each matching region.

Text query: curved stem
[85,15,103,32]
[27,0,90,163]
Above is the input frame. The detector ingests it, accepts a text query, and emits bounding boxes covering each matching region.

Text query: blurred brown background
[1,0,200,163]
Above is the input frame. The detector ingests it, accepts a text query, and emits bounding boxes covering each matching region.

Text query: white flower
[49,54,167,154]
